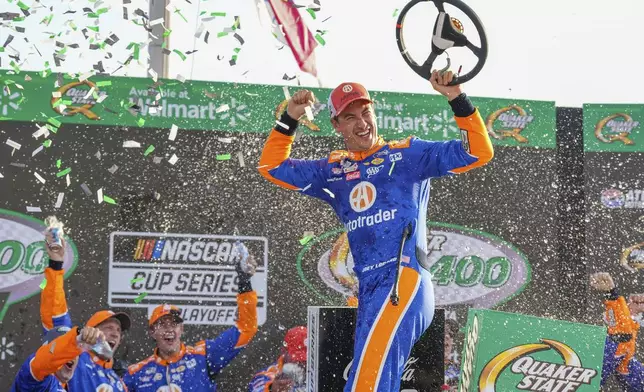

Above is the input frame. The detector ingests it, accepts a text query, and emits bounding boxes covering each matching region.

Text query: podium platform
[307,306,445,392]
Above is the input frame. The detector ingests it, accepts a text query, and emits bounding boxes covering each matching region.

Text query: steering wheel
[395,0,488,85]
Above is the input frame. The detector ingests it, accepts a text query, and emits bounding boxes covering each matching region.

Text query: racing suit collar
[90,353,114,369]
[330,137,386,162]
[153,343,186,365]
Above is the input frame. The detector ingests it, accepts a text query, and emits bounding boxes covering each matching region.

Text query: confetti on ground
[218,137,233,144]
[389,161,396,176]
[169,124,178,140]
[56,168,71,178]
[144,145,155,156]
[103,195,117,205]
[40,279,47,290]
[6,139,21,150]
[55,193,64,209]
[95,150,102,160]
[137,118,146,127]
[134,292,148,303]
[237,151,245,167]
[123,141,141,148]
[130,277,145,284]
[27,206,42,213]
[56,160,61,168]
[80,183,92,196]
[108,165,118,174]
[97,188,104,204]
[216,104,230,113]
[168,154,178,165]
[216,154,231,161]
[34,172,46,184]
[10,163,27,168]
[153,156,163,164]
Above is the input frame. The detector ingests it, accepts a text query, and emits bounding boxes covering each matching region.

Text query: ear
[330,117,340,133]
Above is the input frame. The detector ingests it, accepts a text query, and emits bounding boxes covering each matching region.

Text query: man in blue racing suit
[123,242,259,391]
[258,70,493,391]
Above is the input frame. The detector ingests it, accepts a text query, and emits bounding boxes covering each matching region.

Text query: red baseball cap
[284,326,307,362]
[86,310,131,332]
[149,304,184,326]
[328,82,372,118]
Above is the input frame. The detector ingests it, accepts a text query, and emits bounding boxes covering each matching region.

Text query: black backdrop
[0,106,640,391]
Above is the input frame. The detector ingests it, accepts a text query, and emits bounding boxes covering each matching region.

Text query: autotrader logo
[349,182,376,212]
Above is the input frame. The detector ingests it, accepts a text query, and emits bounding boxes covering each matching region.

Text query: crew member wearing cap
[11,325,106,391]
[258,70,493,391]
[124,241,259,391]
[248,326,307,392]
[41,229,131,391]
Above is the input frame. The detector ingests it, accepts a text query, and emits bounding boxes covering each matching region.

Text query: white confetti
[34,172,46,184]
[14,84,23,90]
[6,139,21,150]
[54,193,64,209]
[97,94,108,103]
[195,23,205,38]
[216,104,230,113]
[97,188,104,204]
[26,206,42,213]
[24,75,32,81]
[218,137,233,144]
[244,91,259,97]
[108,165,118,174]
[150,17,164,26]
[276,120,289,130]
[153,156,163,164]
[282,86,291,100]
[169,124,178,141]
[0,172,3,178]
[95,150,102,159]
[304,106,314,121]
[323,188,335,198]
[33,125,49,139]
[83,87,96,100]
[176,74,186,83]
[65,174,70,187]
[78,71,94,82]
[301,184,312,192]
[52,91,62,98]
[168,154,178,165]
[32,145,44,157]
[149,107,158,114]
[148,68,158,82]
[123,141,141,148]
[237,151,245,167]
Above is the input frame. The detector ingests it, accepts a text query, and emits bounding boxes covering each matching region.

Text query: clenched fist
[286,89,316,120]
[589,272,615,292]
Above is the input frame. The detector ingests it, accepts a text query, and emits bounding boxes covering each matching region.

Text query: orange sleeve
[41,267,69,331]
[450,109,494,174]
[30,326,82,381]
[258,129,299,191]
[235,291,259,348]
[605,296,640,336]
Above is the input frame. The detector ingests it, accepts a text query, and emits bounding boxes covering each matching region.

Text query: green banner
[0,71,556,148]
[583,104,644,152]
[459,309,605,392]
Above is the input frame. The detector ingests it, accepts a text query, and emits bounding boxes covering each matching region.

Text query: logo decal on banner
[601,188,644,209]
[478,339,598,392]
[53,80,105,120]
[108,232,268,326]
[298,223,530,308]
[0,209,78,322]
[594,113,638,145]
[1,88,22,116]
[485,105,534,144]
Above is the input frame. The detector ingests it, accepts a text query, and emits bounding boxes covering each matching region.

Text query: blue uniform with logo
[259,94,493,391]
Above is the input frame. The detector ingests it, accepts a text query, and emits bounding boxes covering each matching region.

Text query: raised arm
[41,232,72,334]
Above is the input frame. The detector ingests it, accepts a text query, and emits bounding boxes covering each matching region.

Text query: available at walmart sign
[0,70,556,148]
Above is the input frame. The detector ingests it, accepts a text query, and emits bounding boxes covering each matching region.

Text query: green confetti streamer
[175,9,188,23]
[216,154,231,161]
[233,47,241,53]
[393,9,399,17]
[46,124,58,133]
[199,11,206,16]
[43,140,52,148]
[134,292,148,303]
[87,26,99,32]
[211,12,226,17]
[163,29,172,38]
[56,168,71,178]
[130,277,145,284]
[231,54,238,62]
[137,118,145,127]
[48,118,61,128]
[61,99,73,106]
[306,9,317,20]
[133,44,140,60]
[299,235,315,245]
[0,48,5,53]
[56,159,62,168]
[173,49,187,61]
[96,81,112,87]
[88,12,99,18]
[217,31,228,38]
[103,195,117,205]
[40,279,47,290]
[17,1,30,10]
[315,34,326,46]
[96,7,109,15]
[389,161,396,176]
[69,21,77,31]
[9,61,20,73]
[144,145,155,156]
[13,17,25,22]
[52,98,63,108]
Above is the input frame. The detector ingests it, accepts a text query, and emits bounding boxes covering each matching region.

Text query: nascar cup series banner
[458,309,606,392]
[0,70,556,148]
[0,91,559,387]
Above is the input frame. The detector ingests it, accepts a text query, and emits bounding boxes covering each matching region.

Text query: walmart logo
[1,88,21,116]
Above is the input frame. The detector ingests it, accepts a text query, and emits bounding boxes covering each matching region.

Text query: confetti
[10,163,27,168]
[54,193,64,209]
[306,9,317,19]
[56,160,61,168]
[144,145,156,156]
[169,124,178,140]
[282,74,296,81]
[103,195,117,205]
[66,174,70,187]
[393,9,399,17]
[108,165,118,174]
[56,168,71,178]
[130,277,145,284]
[315,34,326,46]
[97,94,108,103]
[96,81,112,87]
[150,17,164,26]
[27,206,42,213]
[176,74,186,83]
[97,188,104,204]
[282,86,291,100]
[0,173,3,178]
[218,137,233,144]
[40,279,47,290]
[123,141,141,148]
[152,157,163,164]
[299,235,314,245]
[6,138,21,150]
[80,183,92,196]
[95,150,102,160]
[304,106,314,121]
[134,292,148,303]
[34,172,46,184]
[48,118,62,128]
[32,145,44,157]
[216,154,231,161]
[237,151,245,167]
[216,104,230,113]
[168,154,178,165]
[322,16,332,23]
[389,161,396,176]
[52,91,62,98]
[323,188,335,198]
[234,33,245,45]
